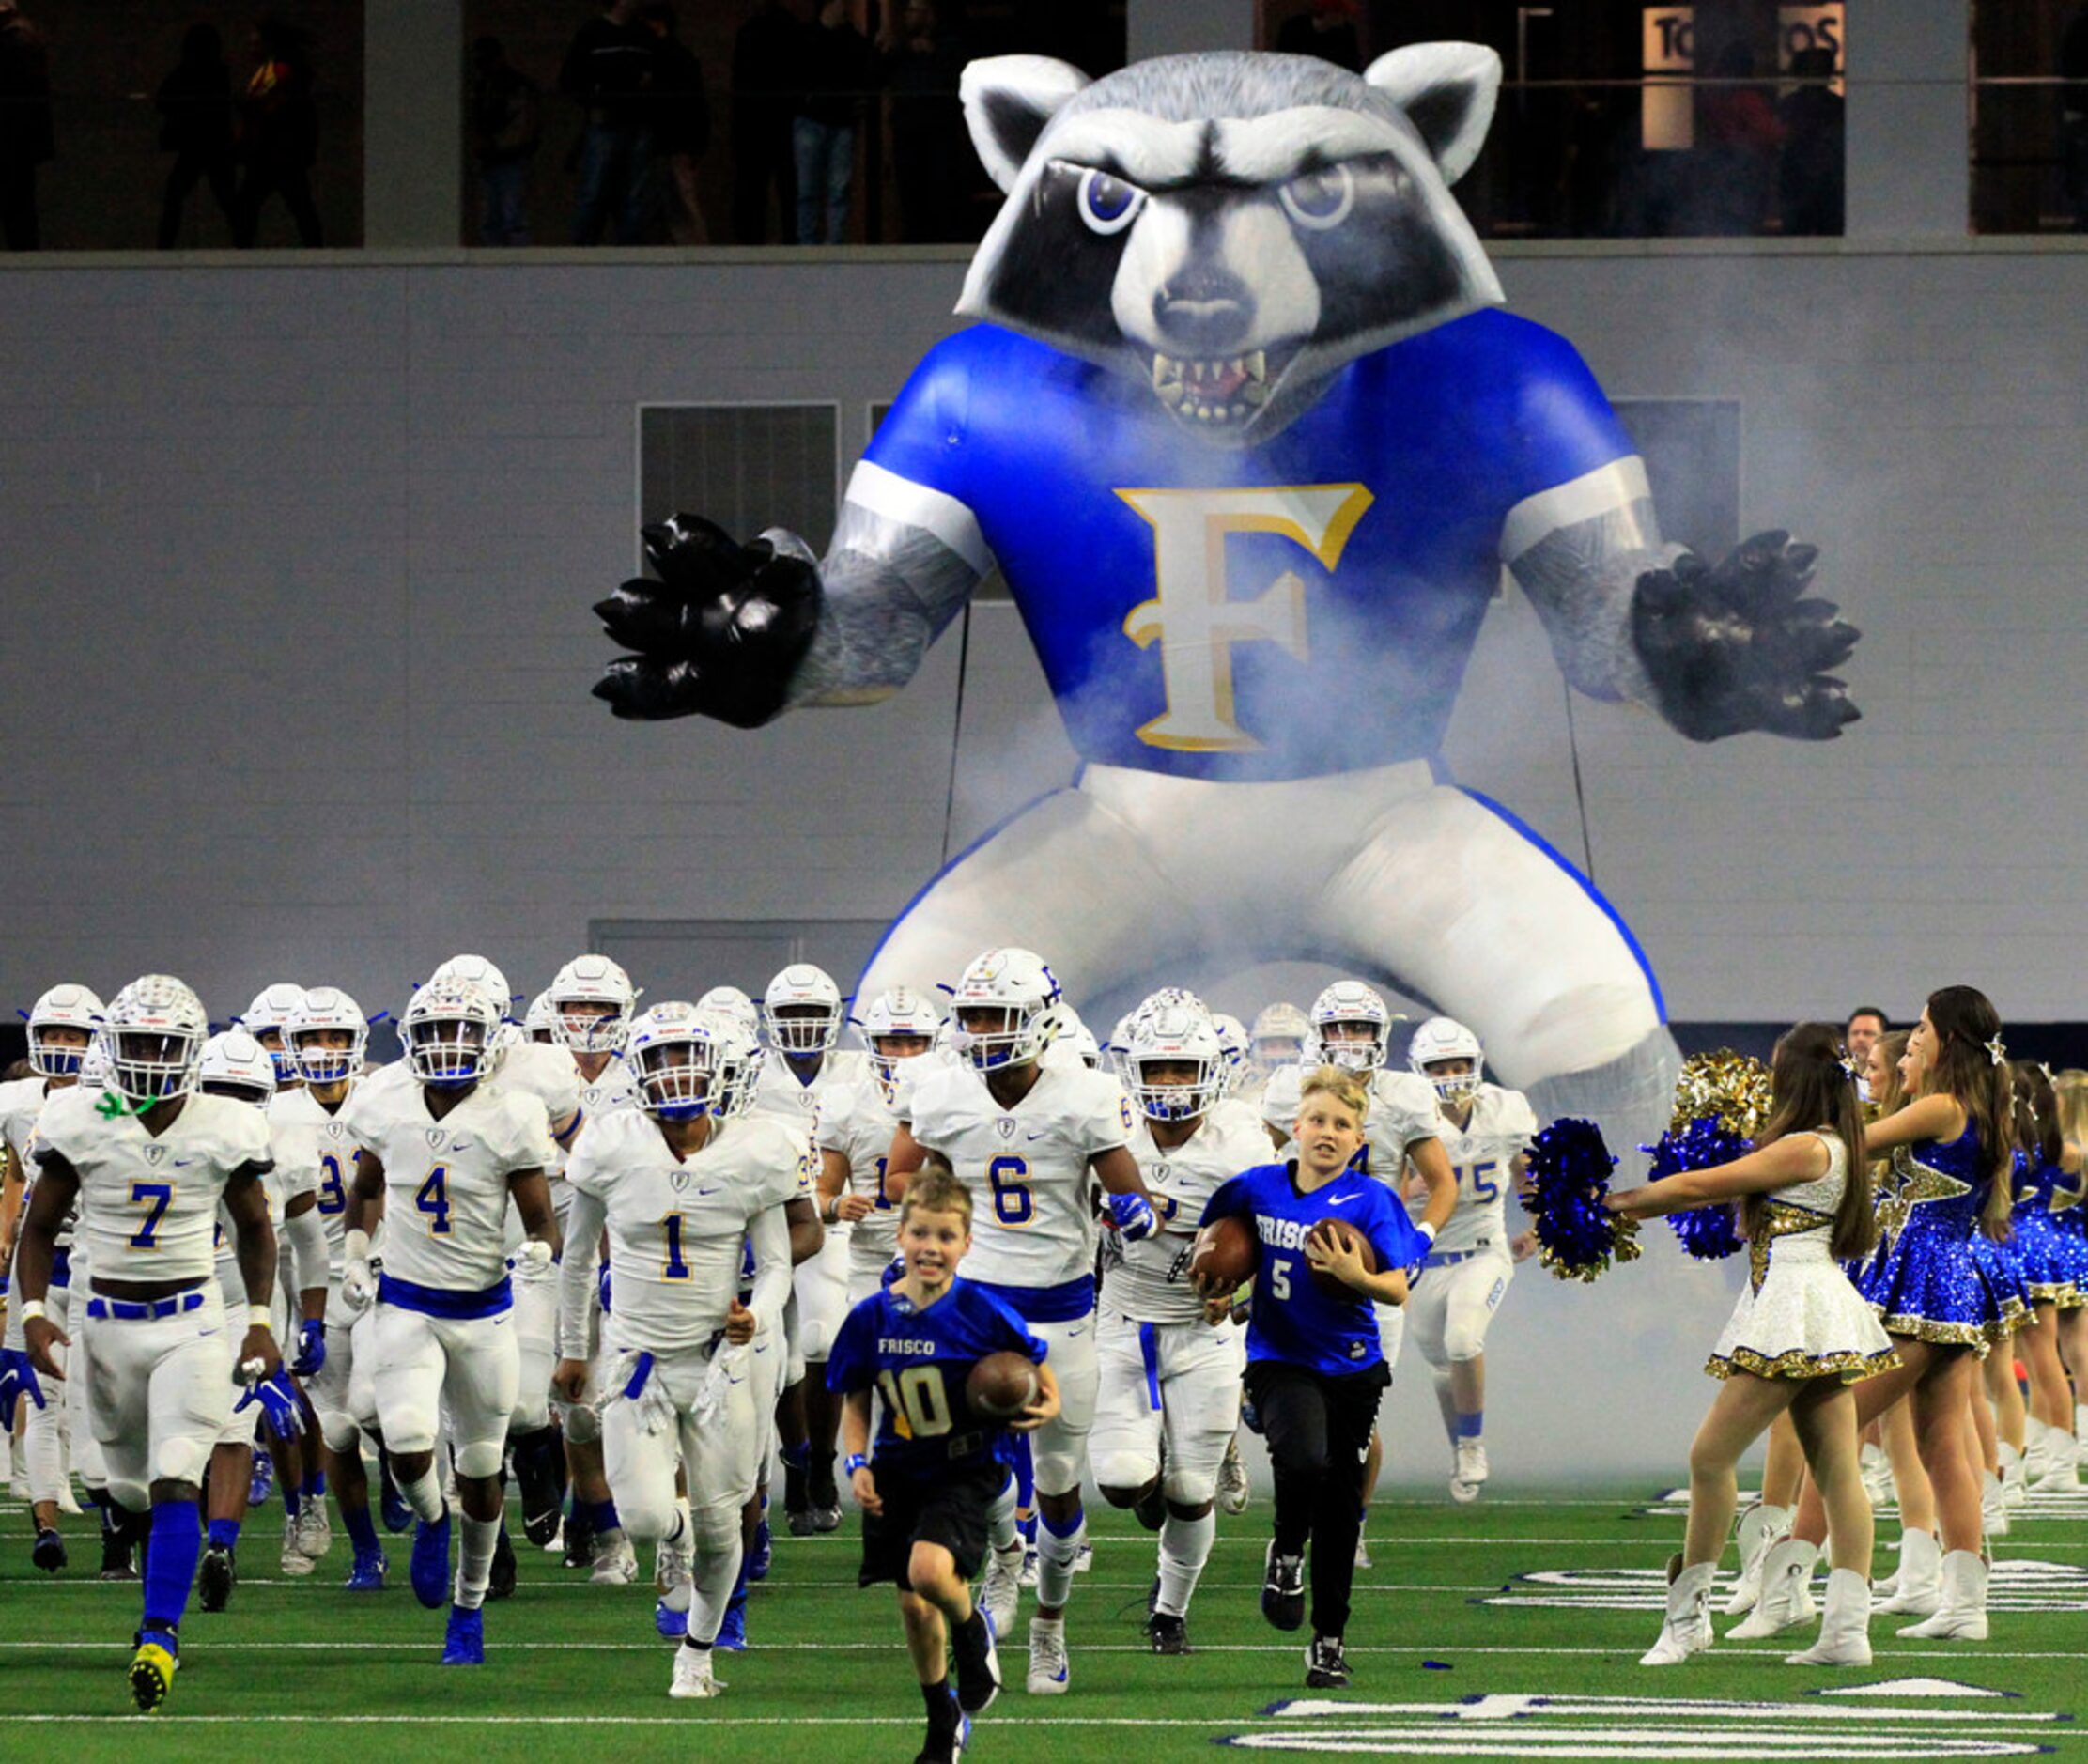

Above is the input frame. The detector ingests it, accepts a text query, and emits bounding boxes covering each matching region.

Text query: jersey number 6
[987,1155,1033,1227]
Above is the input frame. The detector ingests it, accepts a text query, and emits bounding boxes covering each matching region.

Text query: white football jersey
[566,1108,808,1352]
[498,1040,584,1130]
[752,1046,869,1243]
[1104,1105,1271,1323]
[812,1064,912,1277]
[35,1087,273,1284]
[1,1075,74,1251]
[269,1081,363,1277]
[1260,1064,1441,1185]
[903,1061,1132,1292]
[339,1077,556,1293]
[547,1051,640,1220]
[213,1107,321,1282]
[1414,1083,1538,1255]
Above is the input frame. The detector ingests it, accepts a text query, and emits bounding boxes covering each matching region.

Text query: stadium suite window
[1971,0,2088,233]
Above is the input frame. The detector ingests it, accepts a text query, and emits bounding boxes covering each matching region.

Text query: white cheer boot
[1898,1550,1990,1641]
[1723,1502,1790,1616]
[1999,1443,2028,1509]
[2032,1431,2080,1493]
[1981,1469,2010,1536]
[1877,1526,1941,1616]
[1786,1567,1873,1666]
[1728,1536,1819,1639]
[1640,1556,1716,1665]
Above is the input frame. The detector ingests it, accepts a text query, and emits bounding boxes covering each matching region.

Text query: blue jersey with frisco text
[1200,1161,1426,1376]
[861,313,1637,782]
[826,1277,1046,1478]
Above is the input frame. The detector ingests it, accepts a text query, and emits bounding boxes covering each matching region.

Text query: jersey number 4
[876,1365,951,1440]
[416,1165,453,1235]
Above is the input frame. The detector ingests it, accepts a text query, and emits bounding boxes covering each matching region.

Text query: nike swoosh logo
[173,1158,196,1168]
[695,1185,722,1197]
[1024,1131,1051,1142]
[1325,1193,1359,1207]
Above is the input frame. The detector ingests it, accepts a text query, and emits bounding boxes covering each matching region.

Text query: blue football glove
[879,1254,905,1289]
[291,1319,327,1376]
[1107,1190,1158,1242]
[598,1262,613,1315]
[0,1346,47,1430]
[235,1369,304,1440]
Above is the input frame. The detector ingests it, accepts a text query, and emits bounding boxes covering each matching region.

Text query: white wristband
[344,1228,371,1262]
[1416,1221,1438,1246]
[20,1299,46,1323]
[248,1305,275,1330]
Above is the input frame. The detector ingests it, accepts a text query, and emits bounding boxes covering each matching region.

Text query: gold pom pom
[1671,1050,1774,1139]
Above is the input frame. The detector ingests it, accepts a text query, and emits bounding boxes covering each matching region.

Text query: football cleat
[811,1501,842,1534]
[247,1452,274,1507]
[1305,1632,1350,1688]
[487,1521,517,1601]
[298,1502,333,1560]
[561,1498,595,1568]
[1075,1540,1093,1573]
[786,1504,819,1539]
[1262,1543,1306,1632]
[129,1632,178,1713]
[441,1603,486,1665]
[1353,1534,1372,1570]
[715,1595,748,1651]
[1451,1439,1490,1504]
[912,1690,970,1764]
[379,1465,413,1534]
[1026,1617,1069,1694]
[669,1642,723,1698]
[978,1540,1024,1640]
[1147,1611,1190,1655]
[32,1527,67,1574]
[410,1509,452,1610]
[1016,1544,1039,1589]
[1217,1437,1250,1515]
[954,1609,1000,1714]
[280,1525,315,1578]
[197,1543,236,1611]
[655,1598,688,1640]
[590,1530,638,1586]
[346,1547,388,1592]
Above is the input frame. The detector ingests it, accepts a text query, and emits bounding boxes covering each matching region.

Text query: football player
[1402,1018,1538,1503]
[1210,1013,1250,1099]
[0,983,104,1572]
[751,964,866,1536]
[278,985,393,1590]
[886,947,1156,1694]
[341,979,560,1664]
[1092,1004,1270,1652]
[11,976,283,1712]
[556,1003,803,1697]
[1246,1003,1311,1100]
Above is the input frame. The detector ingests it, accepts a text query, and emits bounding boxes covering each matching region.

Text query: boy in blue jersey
[1197,1066,1422,1690]
[828,1167,1059,1764]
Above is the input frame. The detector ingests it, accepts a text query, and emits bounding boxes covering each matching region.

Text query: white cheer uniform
[903,1060,1132,1494]
[560,1108,801,1547]
[751,1048,868,1368]
[34,1088,272,1509]
[1091,1105,1265,1506]
[812,1065,911,1306]
[1261,1064,1442,1365]
[1402,1084,1536,1371]
[339,1075,555,1478]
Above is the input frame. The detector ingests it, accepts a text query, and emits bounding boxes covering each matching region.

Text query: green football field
[4,1478,2084,1763]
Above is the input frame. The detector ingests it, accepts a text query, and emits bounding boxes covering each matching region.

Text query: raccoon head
[956,47,1506,448]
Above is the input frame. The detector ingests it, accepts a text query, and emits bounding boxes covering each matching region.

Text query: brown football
[966,1350,1042,1419]
[1189,1215,1260,1294]
[1307,1217,1379,1297]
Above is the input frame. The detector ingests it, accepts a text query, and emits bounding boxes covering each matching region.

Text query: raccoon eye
[1077,168,1145,236]
[1279,164,1354,232]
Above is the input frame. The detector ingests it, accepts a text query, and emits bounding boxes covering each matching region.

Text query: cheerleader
[2005,1063,2082,1491]
[1771,986,2028,1647]
[2049,1072,2088,1451]
[1608,1024,1891,1668]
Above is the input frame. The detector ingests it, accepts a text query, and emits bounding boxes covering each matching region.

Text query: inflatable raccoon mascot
[593,45,1858,1145]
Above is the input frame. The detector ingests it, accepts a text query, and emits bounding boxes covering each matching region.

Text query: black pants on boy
[1245,1358,1388,1637]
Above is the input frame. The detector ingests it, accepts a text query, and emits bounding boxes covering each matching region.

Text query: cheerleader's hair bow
[1987,1033,2008,1067]
[1838,1053,1861,1082]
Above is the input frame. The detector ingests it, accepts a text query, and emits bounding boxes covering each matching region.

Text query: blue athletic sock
[207,1518,240,1551]
[778,1441,810,1471]
[143,1500,202,1634]
[731,1555,750,1601]
[305,1470,327,1500]
[1013,1433,1035,1509]
[343,1503,380,1555]
[586,1498,621,1538]
[281,1478,302,1521]
[1455,1411,1484,1441]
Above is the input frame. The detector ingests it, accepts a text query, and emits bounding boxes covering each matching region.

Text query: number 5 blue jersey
[858,312,1642,783]
[826,1277,1046,1478]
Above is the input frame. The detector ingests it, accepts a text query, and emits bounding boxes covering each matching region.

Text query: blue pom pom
[1642,1116,1750,1261]
[1523,1118,1638,1283]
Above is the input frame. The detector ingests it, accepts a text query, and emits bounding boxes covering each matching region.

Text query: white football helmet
[428,954,514,1021]
[1210,1012,1249,1094]
[549,953,639,1055]
[1309,982,1394,1073]
[1249,1001,1310,1077]
[240,982,309,1084]
[763,964,843,1056]
[1107,1012,1138,1084]
[1409,1015,1485,1105]
[101,974,209,1106]
[23,983,104,1079]
[627,1001,763,1122]
[858,986,942,1089]
[199,1028,278,1106]
[1125,1005,1225,1122]
[1134,986,1211,1026]
[79,1036,111,1091]
[695,985,761,1037]
[524,990,557,1044]
[950,949,1059,1071]
[284,986,368,1087]
[401,978,502,1088]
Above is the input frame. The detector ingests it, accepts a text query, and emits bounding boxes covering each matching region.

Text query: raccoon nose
[1153,270,1254,353]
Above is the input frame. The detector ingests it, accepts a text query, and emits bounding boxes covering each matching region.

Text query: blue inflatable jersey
[864,310,1635,783]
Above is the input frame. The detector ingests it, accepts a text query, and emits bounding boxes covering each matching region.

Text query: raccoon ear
[961,55,1091,193]
[1363,42,1501,186]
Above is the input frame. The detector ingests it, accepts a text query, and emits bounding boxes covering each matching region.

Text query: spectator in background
[1690,42,1782,236]
[731,0,797,244]
[640,3,708,245]
[469,36,542,246]
[795,0,874,244]
[1274,0,1363,74]
[1846,1008,1887,1065]
[1777,45,1843,237]
[0,0,54,251]
[233,13,322,247]
[878,0,965,243]
[2063,5,2088,231]
[157,24,238,249]
[562,0,657,246]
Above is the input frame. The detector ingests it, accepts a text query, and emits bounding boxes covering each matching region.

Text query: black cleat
[197,1543,236,1612]
[1305,1632,1350,1688]
[562,1499,595,1570]
[1261,1541,1305,1632]
[952,1609,1000,1714]
[511,1425,567,1548]
[33,1527,67,1574]
[786,1505,819,1538]
[1146,1611,1190,1655]
[487,1521,517,1601]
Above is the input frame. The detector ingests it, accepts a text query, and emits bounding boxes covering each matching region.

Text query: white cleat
[280,1527,316,1577]
[1015,1545,1039,1590]
[1449,1440,1488,1504]
[591,1531,639,1586]
[1217,1436,1250,1516]
[1026,1618,1070,1694]
[1074,1540,1092,1573]
[979,1541,1024,1642]
[298,1505,333,1561]
[669,1644,724,1698]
